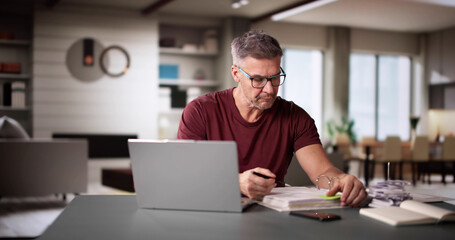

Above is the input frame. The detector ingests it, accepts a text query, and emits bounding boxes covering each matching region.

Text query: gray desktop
[38,195,455,240]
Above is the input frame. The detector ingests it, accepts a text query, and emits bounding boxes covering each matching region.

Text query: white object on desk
[259,186,342,212]
[360,200,455,226]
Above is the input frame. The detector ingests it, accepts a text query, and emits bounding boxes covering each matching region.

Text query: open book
[360,200,455,226]
[258,186,342,212]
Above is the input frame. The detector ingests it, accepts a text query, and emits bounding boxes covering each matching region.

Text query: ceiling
[48,0,455,32]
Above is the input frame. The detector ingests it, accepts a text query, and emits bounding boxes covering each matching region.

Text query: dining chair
[410,136,430,185]
[334,134,362,174]
[335,134,352,159]
[374,136,402,180]
[359,136,377,159]
[440,136,455,184]
[352,136,377,179]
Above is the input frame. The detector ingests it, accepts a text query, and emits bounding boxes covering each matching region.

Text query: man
[178,30,366,207]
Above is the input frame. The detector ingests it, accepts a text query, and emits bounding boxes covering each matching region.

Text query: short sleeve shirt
[177,88,321,181]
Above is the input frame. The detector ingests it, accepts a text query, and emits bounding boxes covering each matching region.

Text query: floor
[0,160,454,239]
[0,159,131,239]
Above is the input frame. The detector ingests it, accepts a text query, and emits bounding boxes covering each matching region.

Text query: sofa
[0,139,88,197]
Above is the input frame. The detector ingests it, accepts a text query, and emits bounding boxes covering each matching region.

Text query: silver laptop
[128,139,254,213]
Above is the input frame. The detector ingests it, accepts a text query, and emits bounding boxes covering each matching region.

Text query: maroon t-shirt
[177,88,321,181]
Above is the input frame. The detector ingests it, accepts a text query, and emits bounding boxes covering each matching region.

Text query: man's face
[233,56,281,110]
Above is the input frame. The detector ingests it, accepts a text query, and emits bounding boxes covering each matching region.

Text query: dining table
[359,141,441,187]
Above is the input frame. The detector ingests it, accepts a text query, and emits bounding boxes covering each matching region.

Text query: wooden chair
[431,136,455,184]
[358,136,377,178]
[410,136,430,185]
[374,136,402,180]
[335,133,352,160]
[360,136,377,157]
[333,133,364,174]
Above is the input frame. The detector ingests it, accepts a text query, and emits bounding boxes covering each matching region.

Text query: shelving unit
[0,40,32,110]
[158,23,221,106]
[157,22,222,139]
[0,6,33,135]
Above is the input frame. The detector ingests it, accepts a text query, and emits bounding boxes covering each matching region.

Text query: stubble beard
[239,83,276,110]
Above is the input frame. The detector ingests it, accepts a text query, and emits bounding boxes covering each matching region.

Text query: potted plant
[327,116,357,145]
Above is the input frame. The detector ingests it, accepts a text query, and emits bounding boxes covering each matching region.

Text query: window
[348,54,376,140]
[349,54,411,141]
[280,49,323,132]
[377,56,411,140]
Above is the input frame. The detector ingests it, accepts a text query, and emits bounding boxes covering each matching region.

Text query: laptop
[128,139,254,213]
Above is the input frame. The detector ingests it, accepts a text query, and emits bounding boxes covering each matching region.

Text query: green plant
[327,117,357,143]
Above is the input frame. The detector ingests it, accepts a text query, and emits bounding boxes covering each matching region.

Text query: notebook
[128,139,254,213]
[360,200,455,226]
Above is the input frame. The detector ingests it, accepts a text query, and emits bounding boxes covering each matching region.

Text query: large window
[280,49,323,132]
[349,54,411,141]
[348,54,376,139]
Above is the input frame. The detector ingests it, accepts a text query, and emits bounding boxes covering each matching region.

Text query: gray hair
[231,30,283,66]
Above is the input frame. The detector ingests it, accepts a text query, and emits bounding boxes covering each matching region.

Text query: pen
[252,171,286,186]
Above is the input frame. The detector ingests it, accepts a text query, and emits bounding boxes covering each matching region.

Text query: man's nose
[262,80,274,93]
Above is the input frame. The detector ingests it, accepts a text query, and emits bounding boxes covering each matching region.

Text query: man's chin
[254,100,274,110]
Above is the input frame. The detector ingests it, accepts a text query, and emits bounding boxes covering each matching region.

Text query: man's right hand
[239,167,277,199]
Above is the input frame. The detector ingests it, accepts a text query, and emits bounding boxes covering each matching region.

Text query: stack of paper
[259,187,342,212]
[368,180,412,207]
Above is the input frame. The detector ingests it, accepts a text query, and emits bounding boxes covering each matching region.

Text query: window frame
[349,53,413,141]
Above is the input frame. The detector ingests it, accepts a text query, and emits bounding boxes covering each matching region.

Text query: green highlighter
[318,195,342,200]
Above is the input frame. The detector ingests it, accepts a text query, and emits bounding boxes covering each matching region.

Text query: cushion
[0,116,30,139]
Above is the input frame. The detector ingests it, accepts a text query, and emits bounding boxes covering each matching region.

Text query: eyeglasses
[236,65,286,89]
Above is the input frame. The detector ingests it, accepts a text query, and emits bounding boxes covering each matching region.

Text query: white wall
[351,28,420,55]
[33,5,159,138]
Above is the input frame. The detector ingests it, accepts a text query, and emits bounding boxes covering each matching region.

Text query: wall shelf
[0,39,31,46]
[160,47,218,56]
[0,106,31,111]
[159,78,219,87]
[0,73,30,80]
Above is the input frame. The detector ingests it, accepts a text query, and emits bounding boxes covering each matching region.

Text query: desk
[38,195,455,240]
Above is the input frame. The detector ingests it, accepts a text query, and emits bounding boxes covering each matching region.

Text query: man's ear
[231,65,240,83]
